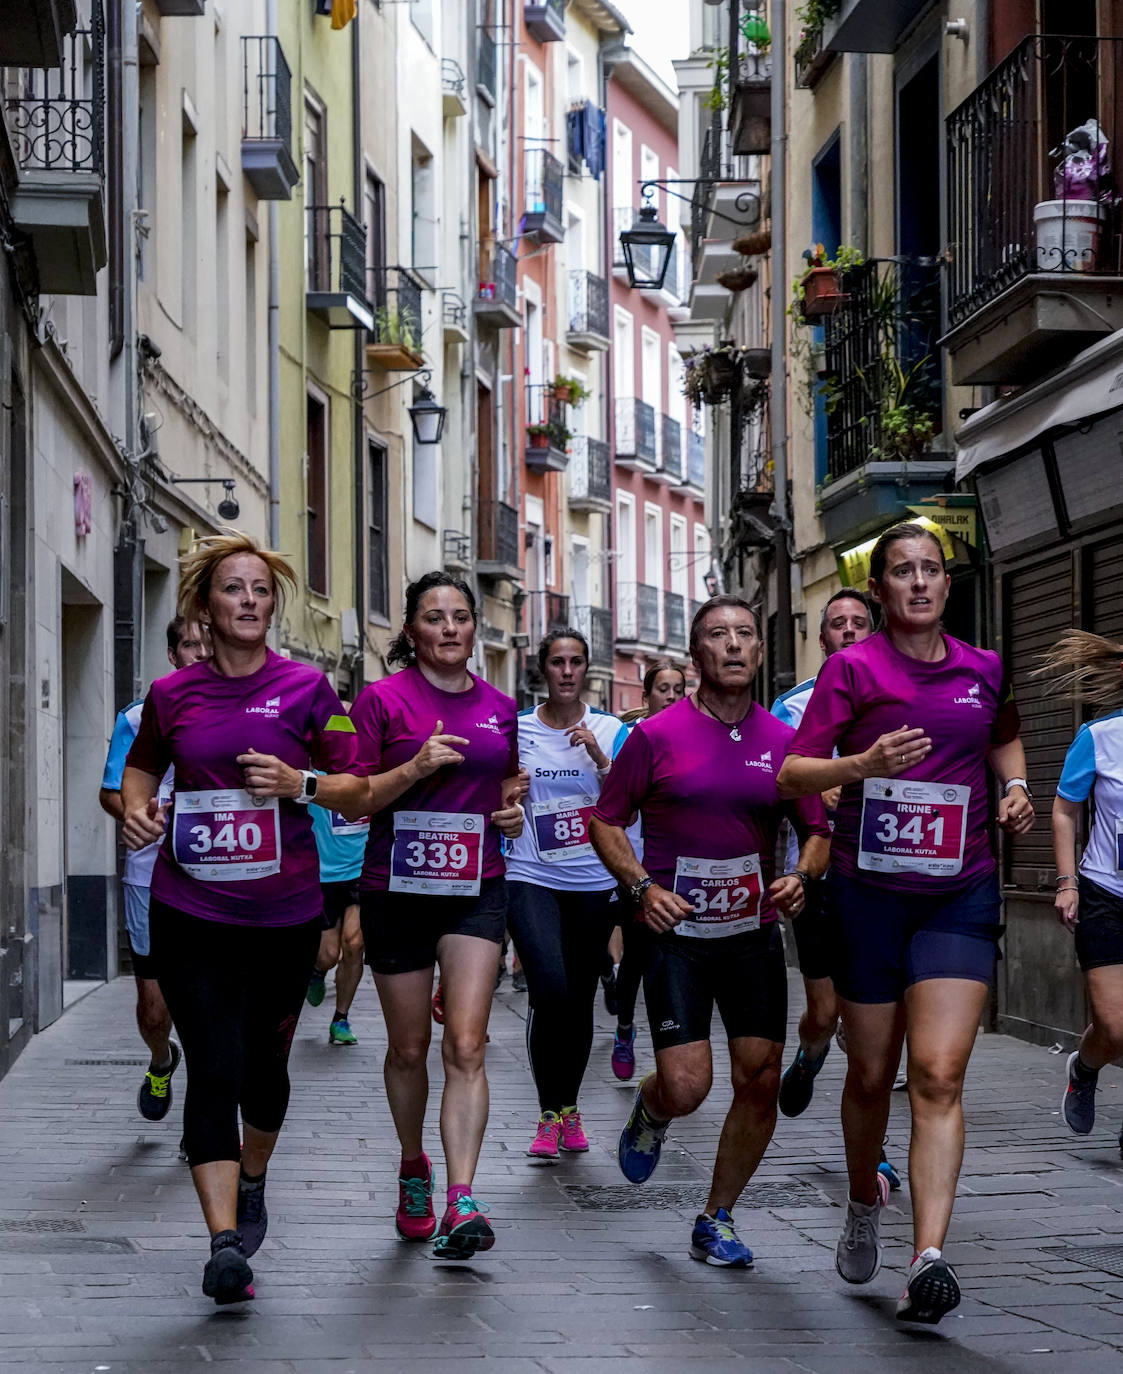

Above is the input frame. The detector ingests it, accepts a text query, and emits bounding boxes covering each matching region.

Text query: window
[368,439,389,619]
[304,96,328,286]
[411,135,436,275]
[306,391,329,594]
[365,169,387,315]
[613,306,634,398]
[245,233,257,414]
[181,124,197,334]
[216,187,229,376]
[693,523,711,602]
[566,47,583,104]
[612,119,633,211]
[644,503,663,588]
[669,514,688,598]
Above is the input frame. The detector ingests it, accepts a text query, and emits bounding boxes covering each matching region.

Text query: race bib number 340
[672,854,763,938]
[389,810,483,896]
[858,778,969,877]
[172,789,281,882]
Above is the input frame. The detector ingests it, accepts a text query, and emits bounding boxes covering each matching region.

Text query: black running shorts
[790,878,833,982]
[1073,875,1123,973]
[360,876,507,975]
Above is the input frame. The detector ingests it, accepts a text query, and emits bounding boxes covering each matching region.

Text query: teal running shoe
[306,970,326,1007]
[329,1016,357,1046]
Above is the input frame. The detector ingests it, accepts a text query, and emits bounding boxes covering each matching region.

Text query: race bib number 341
[172,789,281,882]
[389,810,483,895]
[858,778,970,877]
[672,854,763,938]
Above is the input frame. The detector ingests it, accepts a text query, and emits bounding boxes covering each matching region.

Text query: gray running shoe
[835,1170,890,1284]
[1062,1050,1097,1135]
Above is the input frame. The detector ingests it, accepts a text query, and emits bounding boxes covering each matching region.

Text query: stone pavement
[3,967,1123,1374]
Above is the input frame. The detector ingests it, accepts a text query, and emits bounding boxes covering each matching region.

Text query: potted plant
[732,228,771,257]
[716,265,759,293]
[682,342,756,407]
[546,419,573,450]
[368,305,424,370]
[743,346,771,379]
[527,423,551,450]
[550,374,591,406]
[793,243,862,321]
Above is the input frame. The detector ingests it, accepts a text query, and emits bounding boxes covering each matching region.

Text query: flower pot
[528,430,550,449]
[1034,198,1106,272]
[732,228,771,257]
[716,266,759,292]
[742,347,771,379]
[799,266,848,320]
[552,384,576,405]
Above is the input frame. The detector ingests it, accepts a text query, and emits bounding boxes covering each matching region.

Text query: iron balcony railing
[661,415,684,482]
[307,202,370,303]
[441,56,465,101]
[823,258,943,482]
[568,436,611,505]
[568,269,609,339]
[242,35,292,150]
[525,590,570,643]
[637,583,661,643]
[477,28,497,103]
[615,397,657,463]
[690,116,736,261]
[478,499,520,570]
[589,606,613,666]
[664,590,686,649]
[6,0,105,175]
[367,267,423,348]
[442,290,467,333]
[479,243,518,309]
[525,148,563,224]
[946,35,1123,330]
[687,429,706,488]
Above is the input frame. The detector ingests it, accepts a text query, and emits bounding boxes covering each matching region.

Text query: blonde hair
[1033,629,1123,708]
[177,530,297,623]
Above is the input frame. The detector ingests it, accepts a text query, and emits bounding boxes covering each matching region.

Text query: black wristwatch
[295,770,318,804]
[790,869,811,888]
[629,875,654,905]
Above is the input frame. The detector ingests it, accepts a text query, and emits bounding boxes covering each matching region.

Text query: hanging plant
[716,265,759,292]
[732,228,771,257]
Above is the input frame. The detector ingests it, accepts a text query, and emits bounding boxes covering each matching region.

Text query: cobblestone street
[3,969,1123,1372]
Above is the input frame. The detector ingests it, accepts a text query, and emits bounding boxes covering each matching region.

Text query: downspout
[267,0,281,553]
[350,5,365,691]
[769,0,794,693]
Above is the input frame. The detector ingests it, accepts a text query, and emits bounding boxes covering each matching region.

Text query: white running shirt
[1057,709,1123,900]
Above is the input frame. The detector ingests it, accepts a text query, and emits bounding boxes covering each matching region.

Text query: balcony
[823,0,936,53]
[794,24,835,89]
[476,28,497,106]
[525,590,571,644]
[475,244,521,330]
[681,429,706,490]
[944,36,1123,386]
[367,267,424,369]
[656,415,684,485]
[306,203,374,330]
[2,1,77,68]
[566,269,609,353]
[615,398,656,469]
[441,57,467,118]
[618,582,661,647]
[442,290,468,345]
[523,148,564,243]
[664,591,686,651]
[477,499,521,582]
[525,384,570,473]
[574,605,613,668]
[568,436,611,512]
[524,0,565,44]
[241,37,299,201]
[5,4,106,296]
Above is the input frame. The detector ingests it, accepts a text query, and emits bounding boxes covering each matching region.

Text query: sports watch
[629,875,654,905]
[295,770,319,804]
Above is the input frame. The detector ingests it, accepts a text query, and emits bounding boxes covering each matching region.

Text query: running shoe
[512,968,527,993]
[600,965,618,1017]
[527,1112,562,1162]
[236,1173,268,1257]
[559,1106,589,1153]
[611,1024,636,1081]
[834,1017,848,1054]
[306,970,326,1008]
[396,1155,437,1241]
[896,1247,961,1324]
[329,1016,358,1046]
[178,1135,190,1165]
[878,1150,902,1192]
[835,1169,890,1285]
[432,983,445,1025]
[1062,1050,1097,1135]
[202,1231,254,1305]
[690,1209,754,1268]
[777,1042,829,1119]
[432,1195,494,1259]
[137,1041,181,1122]
[618,1077,669,1184]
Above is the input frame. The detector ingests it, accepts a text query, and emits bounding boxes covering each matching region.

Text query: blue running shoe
[1062,1051,1097,1135]
[618,1077,669,1184]
[777,1042,829,1119]
[878,1150,902,1192]
[690,1209,754,1268]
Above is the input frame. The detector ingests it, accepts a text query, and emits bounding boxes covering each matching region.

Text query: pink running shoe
[612,1024,636,1080]
[559,1107,589,1153]
[432,1195,494,1259]
[527,1111,561,1162]
[395,1154,437,1241]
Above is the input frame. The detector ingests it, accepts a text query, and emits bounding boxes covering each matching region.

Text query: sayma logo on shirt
[246,694,281,718]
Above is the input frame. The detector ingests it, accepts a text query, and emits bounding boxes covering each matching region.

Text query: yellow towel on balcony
[332,0,356,28]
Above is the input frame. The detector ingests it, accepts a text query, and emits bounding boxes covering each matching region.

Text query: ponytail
[1033,629,1123,709]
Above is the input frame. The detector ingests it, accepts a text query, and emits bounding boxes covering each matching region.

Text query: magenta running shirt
[127,651,358,926]
[789,631,1020,892]
[593,697,830,927]
[349,665,519,892]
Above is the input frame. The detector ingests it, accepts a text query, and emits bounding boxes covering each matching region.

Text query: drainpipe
[267,0,281,553]
[350,5,365,691]
[770,0,795,693]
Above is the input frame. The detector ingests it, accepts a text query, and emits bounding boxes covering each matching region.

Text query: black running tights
[615,915,648,1027]
[150,899,320,1166]
[507,883,618,1112]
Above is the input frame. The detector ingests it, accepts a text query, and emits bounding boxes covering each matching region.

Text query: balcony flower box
[527,425,551,449]
[798,265,848,320]
[743,347,771,379]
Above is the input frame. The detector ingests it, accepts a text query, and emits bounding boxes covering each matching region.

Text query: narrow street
[2,970,1123,1372]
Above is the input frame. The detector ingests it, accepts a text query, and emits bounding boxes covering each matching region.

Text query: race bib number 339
[672,854,763,938]
[172,789,281,882]
[389,810,483,895]
[858,778,969,877]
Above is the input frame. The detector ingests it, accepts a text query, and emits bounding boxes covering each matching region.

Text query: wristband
[1003,777,1032,798]
[628,875,654,905]
[789,869,811,888]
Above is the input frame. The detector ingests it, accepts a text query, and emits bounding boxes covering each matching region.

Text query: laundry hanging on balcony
[565,101,606,180]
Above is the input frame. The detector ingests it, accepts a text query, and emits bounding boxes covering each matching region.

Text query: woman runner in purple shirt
[122,533,358,1307]
[778,521,1034,1325]
[242,572,526,1260]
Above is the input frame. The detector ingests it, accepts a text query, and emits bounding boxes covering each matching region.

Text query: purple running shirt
[127,651,357,926]
[594,697,829,930]
[789,631,1020,892]
[349,665,519,893]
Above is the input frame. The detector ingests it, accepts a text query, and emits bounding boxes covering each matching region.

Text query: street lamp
[619,203,677,291]
[408,384,447,445]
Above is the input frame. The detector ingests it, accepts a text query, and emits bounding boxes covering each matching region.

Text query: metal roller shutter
[1089,541,1123,641]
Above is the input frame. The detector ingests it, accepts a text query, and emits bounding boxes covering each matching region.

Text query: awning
[954,329,1123,480]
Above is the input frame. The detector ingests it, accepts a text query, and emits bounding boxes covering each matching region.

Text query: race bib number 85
[858,778,969,877]
[531,794,596,864]
[172,789,281,882]
[389,810,483,895]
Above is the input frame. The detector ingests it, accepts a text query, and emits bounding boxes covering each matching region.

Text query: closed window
[306,392,329,594]
[368,440,389,619]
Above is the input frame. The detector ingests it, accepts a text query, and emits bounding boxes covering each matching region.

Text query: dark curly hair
[536,626,590,673]
[387,571,478,667]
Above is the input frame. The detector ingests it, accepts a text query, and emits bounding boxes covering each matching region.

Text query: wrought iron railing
[823,258,943,482]
[687,429,706,488]
[307,202,370,304]
[661,415,684,482]
[568,269,609,339]
[794,25,827,88]
[664,590,686,649]
[525,148,563,224]
[477,28,497,103]
[478,244,518,309]
[368,266,422,349]
[242,35,291,150]
[6,1,105,175]
[568,436,611,505]
[589,606,613,666]
[946,35,1123,330]
[478,499,520,570]
[524,590,571,643]
[441,57,465,101]
[526,383,568,434]
[690,117,735,262]
[615,397,657,463]
[637,583,661,643]
[442,290,467,334]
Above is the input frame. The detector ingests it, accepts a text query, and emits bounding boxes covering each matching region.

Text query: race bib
[672,854,763,938]
[531,793,596,864]
[329,810,370,837]
[858,778,969,877]
[389,810,483,895]
[172,789,281,882]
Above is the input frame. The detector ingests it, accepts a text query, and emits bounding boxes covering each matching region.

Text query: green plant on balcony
[683,342,752,407]
[861,357,937,459]
[527,420,572,450]
[794,0,841,61]
[375,305,419,351]
[551,374,591,406]
[788,244,864,417]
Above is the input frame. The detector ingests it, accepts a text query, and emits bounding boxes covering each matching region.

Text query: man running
[771,589,873,1118]
[99,616,209,1122]
[590,596,830,1267]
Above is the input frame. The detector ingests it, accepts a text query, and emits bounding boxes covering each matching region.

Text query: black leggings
[507,882,618,1112]
[150,899,320,1167]
[615,915,648,1026]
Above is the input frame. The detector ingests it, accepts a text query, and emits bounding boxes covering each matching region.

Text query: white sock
[916,1246,942,1263]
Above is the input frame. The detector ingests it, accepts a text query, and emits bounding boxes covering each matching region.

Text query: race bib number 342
[672,854,763,938]
[858,778,970,877]
[171,789,281,882]
[389,810,483,896]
